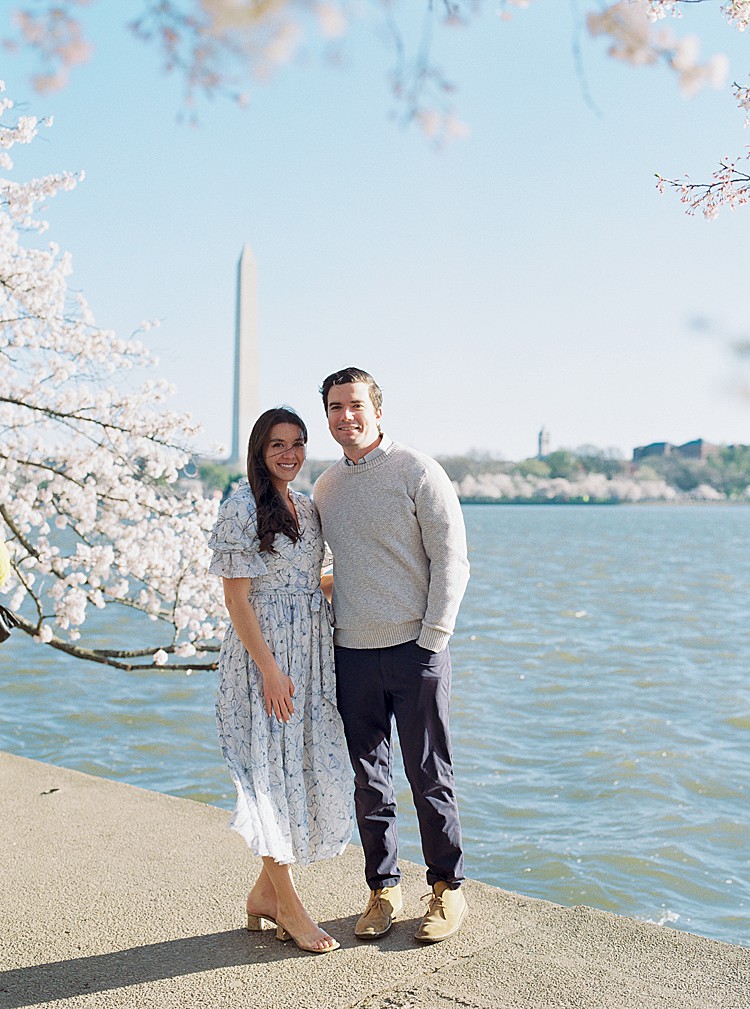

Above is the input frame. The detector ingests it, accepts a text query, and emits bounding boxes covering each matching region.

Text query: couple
[208,367,470,954]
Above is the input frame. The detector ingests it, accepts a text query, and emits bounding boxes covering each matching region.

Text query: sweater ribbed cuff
[416,625,451,653]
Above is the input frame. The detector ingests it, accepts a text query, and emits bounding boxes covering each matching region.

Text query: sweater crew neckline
[340,441,399,474]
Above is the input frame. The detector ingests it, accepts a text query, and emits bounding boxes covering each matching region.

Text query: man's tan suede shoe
[414,881,467,943]
[354,884,403,939]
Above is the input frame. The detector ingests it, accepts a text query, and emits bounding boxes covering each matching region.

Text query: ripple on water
[725,715,750,731]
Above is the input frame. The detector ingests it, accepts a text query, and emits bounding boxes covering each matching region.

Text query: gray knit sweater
[313,440,470,652]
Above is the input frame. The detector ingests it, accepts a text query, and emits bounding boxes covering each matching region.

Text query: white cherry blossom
[1,85,226,671]
[724,0,750,32]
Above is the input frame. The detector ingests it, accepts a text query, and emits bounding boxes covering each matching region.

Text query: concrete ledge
[1,751,748,1009]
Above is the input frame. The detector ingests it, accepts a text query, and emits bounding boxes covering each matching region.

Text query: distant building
[676,439,720,461]
[632,442,672,463]
[538,426,550,460]
[633,439,719,463]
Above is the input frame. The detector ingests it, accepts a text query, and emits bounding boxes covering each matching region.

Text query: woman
[208,407,353,954]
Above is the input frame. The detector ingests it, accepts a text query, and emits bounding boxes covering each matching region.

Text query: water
[2,504,749,947]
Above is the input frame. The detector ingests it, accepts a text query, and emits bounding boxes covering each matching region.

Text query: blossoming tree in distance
[5,0,750,216]
[0,85,226,670]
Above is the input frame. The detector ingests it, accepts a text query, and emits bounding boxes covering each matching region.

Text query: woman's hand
[222,578,296,723]
[261,662,296,722]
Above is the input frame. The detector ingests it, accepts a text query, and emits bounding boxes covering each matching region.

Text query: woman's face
[263,423,306,491]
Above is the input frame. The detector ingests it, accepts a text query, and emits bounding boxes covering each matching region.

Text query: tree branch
[11,612,219,671]
[0,502,41,561]
[0,395,190,452]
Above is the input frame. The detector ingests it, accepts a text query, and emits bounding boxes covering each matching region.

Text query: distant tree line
[197,445,750,502]
[435,446,750,502]
[628,446,750,498]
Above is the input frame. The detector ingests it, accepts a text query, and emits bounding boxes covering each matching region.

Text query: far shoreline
[458,497,750,506]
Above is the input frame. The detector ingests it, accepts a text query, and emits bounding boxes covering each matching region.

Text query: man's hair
[319,367,383,413]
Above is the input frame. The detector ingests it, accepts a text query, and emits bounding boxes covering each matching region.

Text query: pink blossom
[316,3,346,40]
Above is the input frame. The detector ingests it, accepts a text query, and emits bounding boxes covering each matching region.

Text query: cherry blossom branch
[10,611,219,671]
[0,502,42,561]
[656,154,750,217]
[0,395,196,450]
[734,79,750,124]
[3,531,222,668]
[0,455,194,531]
[570,0,604,118]
[2,497,198,631]
[9,566,43,624]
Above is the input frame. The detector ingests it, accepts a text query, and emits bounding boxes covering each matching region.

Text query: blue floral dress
[208,482,353,865]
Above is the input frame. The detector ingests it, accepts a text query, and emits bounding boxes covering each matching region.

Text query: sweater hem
[333,620,423,650]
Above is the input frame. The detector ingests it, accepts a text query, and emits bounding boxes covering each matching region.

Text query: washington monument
[231,243,260,463]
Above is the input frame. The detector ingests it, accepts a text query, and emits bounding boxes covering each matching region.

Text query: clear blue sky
[3,3,748,461]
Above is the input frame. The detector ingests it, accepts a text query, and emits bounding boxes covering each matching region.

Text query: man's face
[326,381,382,458]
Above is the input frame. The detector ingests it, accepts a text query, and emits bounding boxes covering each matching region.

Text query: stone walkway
[1,751,748,1009]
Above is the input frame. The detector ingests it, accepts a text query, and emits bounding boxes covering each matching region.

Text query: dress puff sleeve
[207,483,268,579]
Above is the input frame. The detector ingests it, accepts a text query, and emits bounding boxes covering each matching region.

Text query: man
[313,367,470,944]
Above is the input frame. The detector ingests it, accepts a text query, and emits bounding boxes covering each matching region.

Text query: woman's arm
[222,578,295,723]
[321,571,333,604]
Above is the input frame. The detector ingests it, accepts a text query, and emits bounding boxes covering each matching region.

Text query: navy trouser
[335,639,464,890]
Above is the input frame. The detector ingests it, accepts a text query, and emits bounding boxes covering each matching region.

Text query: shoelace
[366,891,391,915]
[419,891,447,919]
